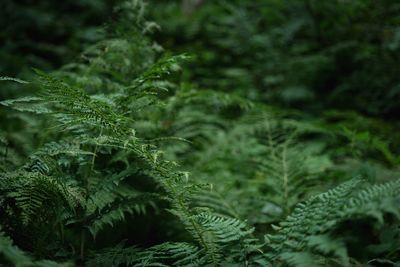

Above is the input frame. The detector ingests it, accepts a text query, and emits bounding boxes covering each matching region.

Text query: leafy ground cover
[1,0,400,266]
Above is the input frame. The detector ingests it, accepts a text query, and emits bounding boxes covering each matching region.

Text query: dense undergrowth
[1,0,400,266]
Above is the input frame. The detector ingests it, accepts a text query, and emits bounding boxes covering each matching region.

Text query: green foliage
[149,0,400,117]
[266,178,400,266]
[0,0,118,76]
[0,228,72,267]
[1,0,400,266]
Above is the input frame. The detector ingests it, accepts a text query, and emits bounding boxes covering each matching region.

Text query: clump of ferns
[170,109,334,225]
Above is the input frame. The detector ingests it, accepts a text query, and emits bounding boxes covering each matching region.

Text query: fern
[1,0,400,266]
[255,118,332,213]
[0,76,29,84]
[87,242,205,267]
[0,170,81,226]
[266,178,400,266]
[87,191,159,238]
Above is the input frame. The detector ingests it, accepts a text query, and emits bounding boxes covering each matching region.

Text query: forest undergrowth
[1,1,400,266]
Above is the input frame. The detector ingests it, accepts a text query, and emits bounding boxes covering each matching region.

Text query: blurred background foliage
[146,0,400,169]
[149,0,400,117]
[2,0,400,116]
[0,0,118,78]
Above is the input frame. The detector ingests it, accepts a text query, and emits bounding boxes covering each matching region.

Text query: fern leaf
[0,76,29,84]
[267,178,400,266]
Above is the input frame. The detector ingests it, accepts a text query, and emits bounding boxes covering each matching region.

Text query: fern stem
[60,222,65,244]
[80,127,103,260]
[282,145,289,214]
[3,144,8,163]
[163,177,217,264]
[80,229,85,260]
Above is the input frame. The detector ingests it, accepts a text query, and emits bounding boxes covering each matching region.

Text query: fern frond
[86,244,141,267]
[87,192,159,237]
[0,170,82,226]
[194,212,254,244]
[0,76,29,84]
[267,178,400,266]
[344,178,400,223]
[180,212,256,265]
[191,188,240,218]
[87,242,205,267]
[256,118,332,213]
[35,69,131,134]
[1,96,50,114]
